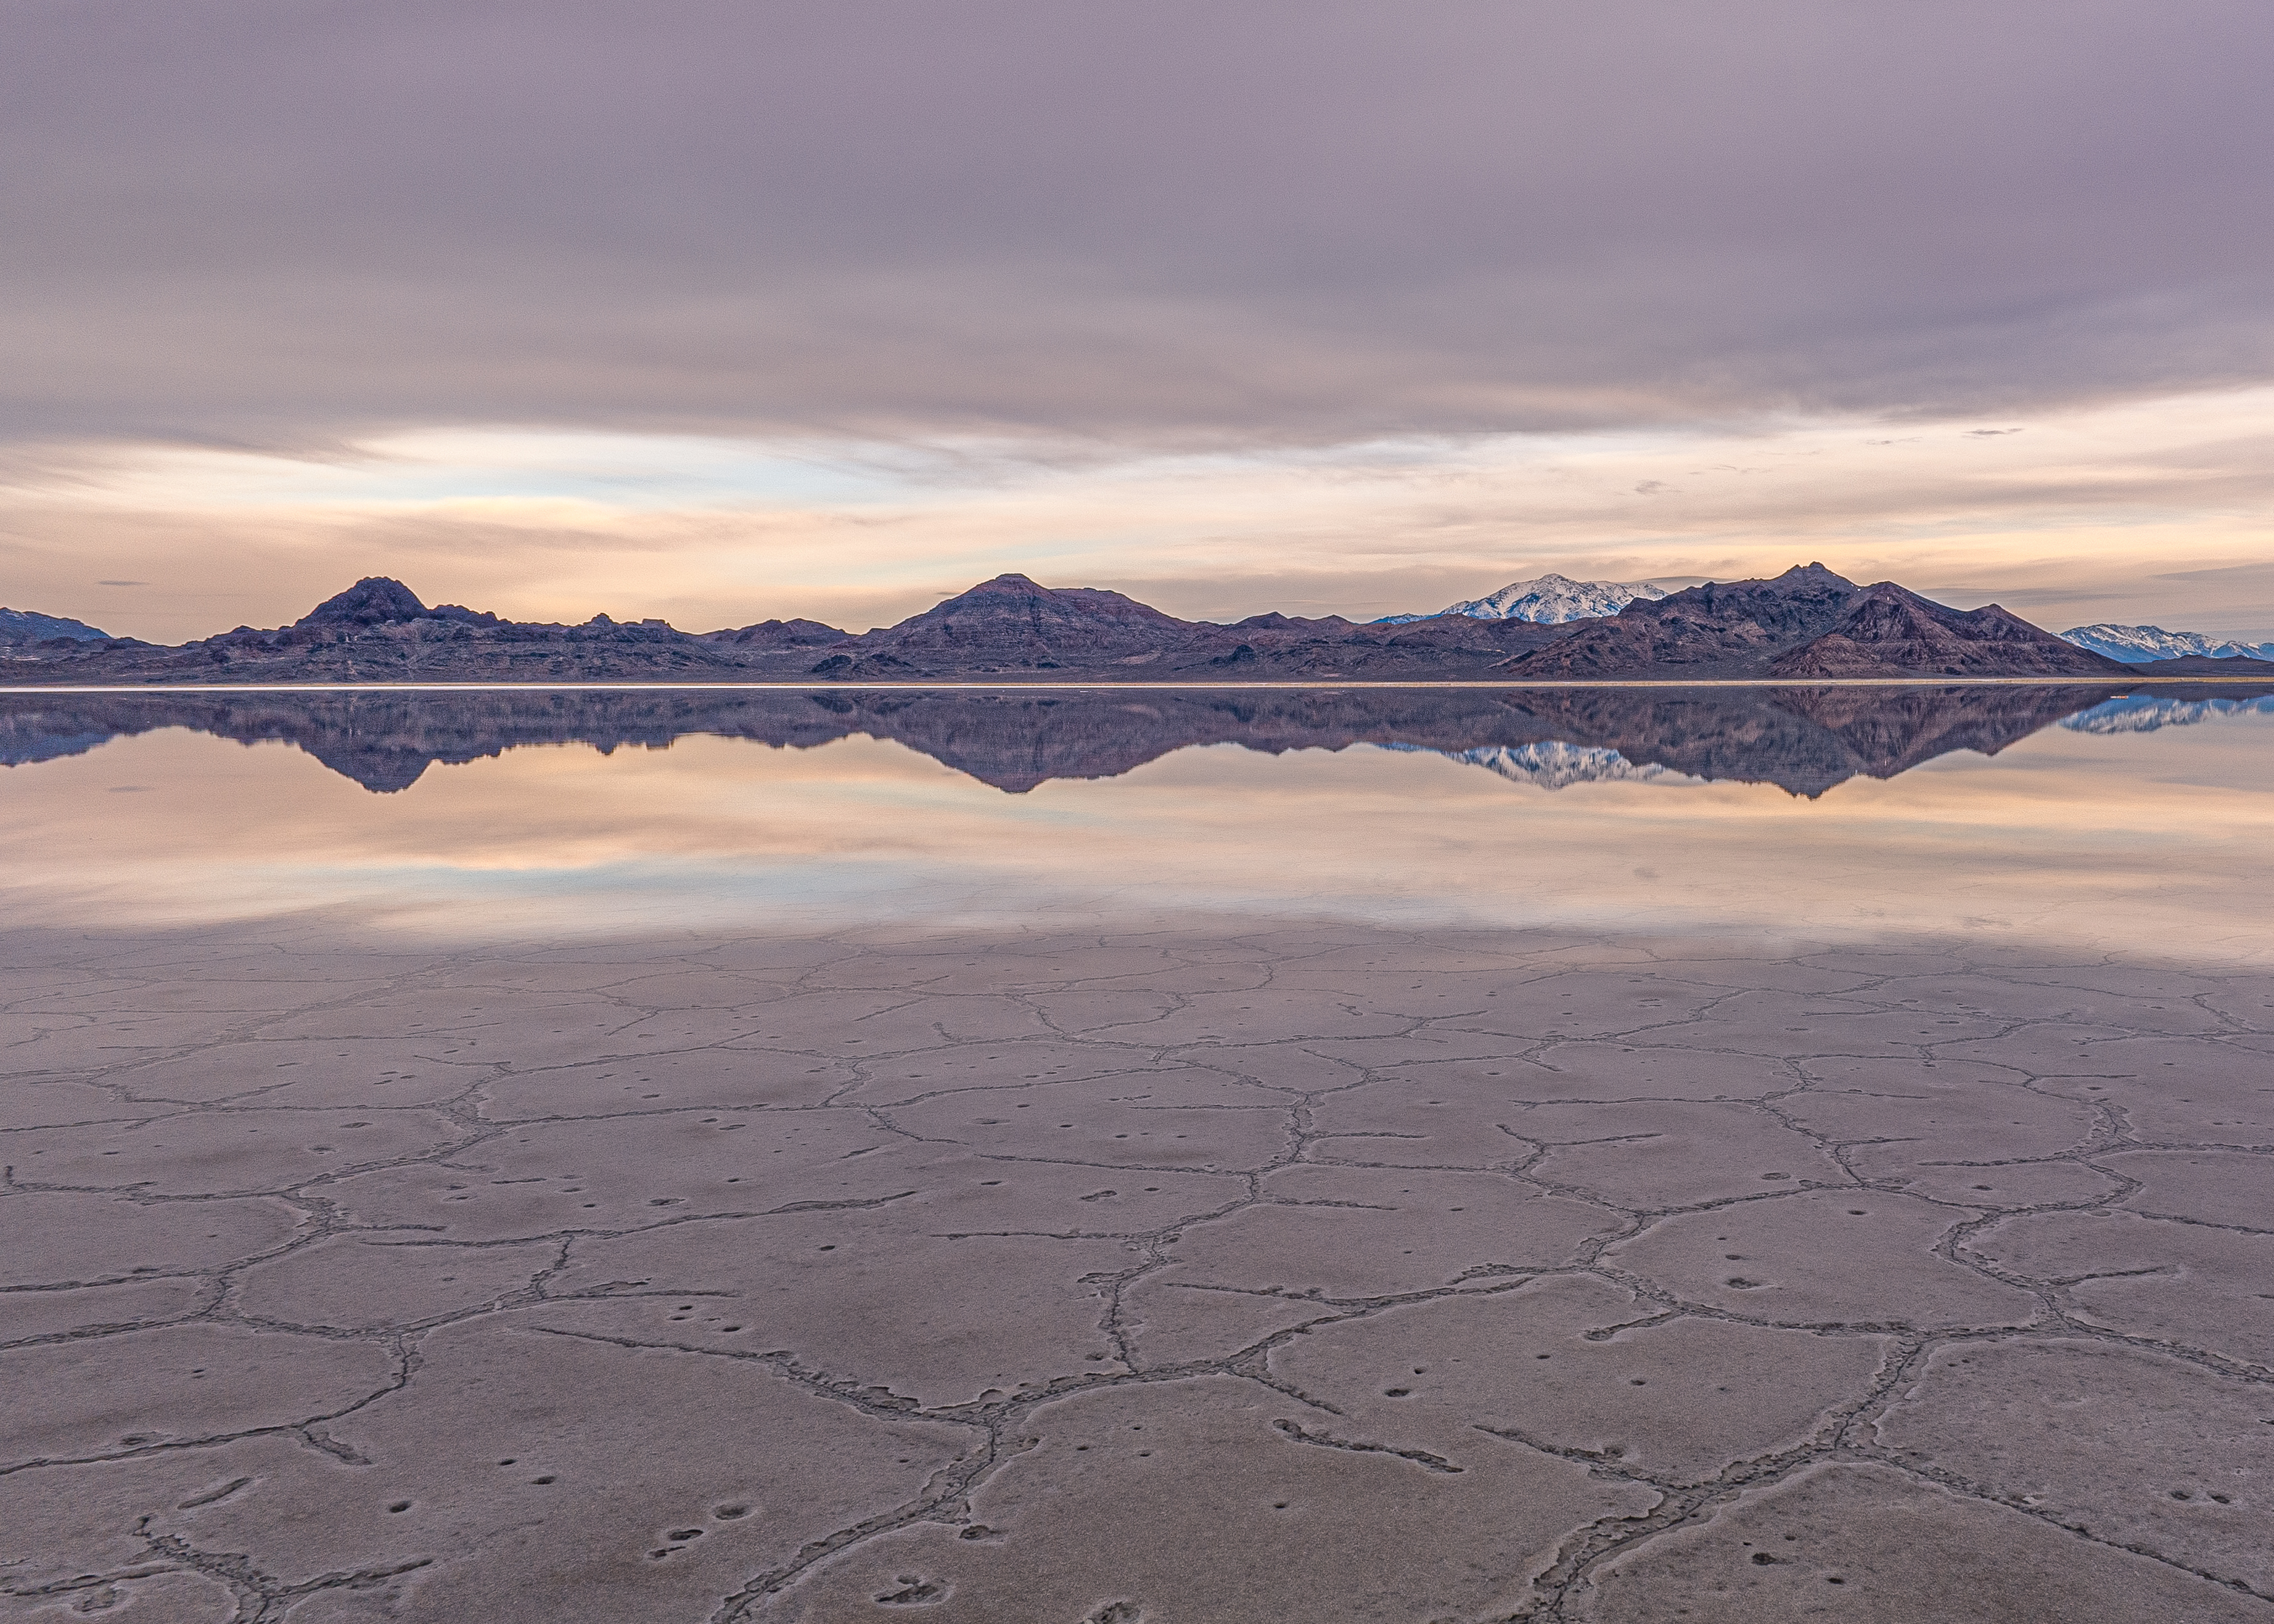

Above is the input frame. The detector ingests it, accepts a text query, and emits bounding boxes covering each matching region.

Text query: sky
[4,1,2271,641]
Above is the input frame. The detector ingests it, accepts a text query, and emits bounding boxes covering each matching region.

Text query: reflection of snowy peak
[1376,573,1669,626]
[2061,623,2274,663]
[1384,739,1697,790]
[2061,694,2274,734]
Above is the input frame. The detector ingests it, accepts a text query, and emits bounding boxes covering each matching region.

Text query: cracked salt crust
[2,922,2272,1621]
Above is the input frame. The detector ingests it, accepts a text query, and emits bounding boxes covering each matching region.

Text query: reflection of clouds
[2061,694,2274,735]
[2,713,2272,961]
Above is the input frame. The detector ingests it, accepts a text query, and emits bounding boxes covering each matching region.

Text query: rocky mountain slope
[1766,584,2127,678]
[1373,572,1669,626]
[0,607,113,646]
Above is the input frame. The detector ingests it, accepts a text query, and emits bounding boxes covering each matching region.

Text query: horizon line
[4,678,2265,695]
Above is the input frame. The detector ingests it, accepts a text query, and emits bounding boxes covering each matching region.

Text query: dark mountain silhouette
[298,576,461,627]
[0,682,2143,798]
[701,617,849,651]
[0,566,2180,686]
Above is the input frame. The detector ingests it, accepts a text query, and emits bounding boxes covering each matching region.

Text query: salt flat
[4,921,2270,1623]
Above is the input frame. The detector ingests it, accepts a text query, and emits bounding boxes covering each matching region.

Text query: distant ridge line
[0,563,2217,684]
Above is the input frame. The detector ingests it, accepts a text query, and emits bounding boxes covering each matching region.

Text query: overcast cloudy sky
[5,1,2271,639]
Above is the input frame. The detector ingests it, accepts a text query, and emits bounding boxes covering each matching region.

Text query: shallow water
[3,684,2272,954]
[5,684,2274,1622]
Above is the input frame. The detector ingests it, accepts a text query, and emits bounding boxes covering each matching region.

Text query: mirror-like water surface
[6,684,2270,955]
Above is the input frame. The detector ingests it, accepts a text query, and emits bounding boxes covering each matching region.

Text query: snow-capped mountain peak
[0,607,110,646]
[2059,623,2274,663]
[1374,573,1670,626]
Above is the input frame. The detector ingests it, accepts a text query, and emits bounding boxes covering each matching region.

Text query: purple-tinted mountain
[1768,584,2126,678]
[700,618,849,651]
[1501,564,2127,680]
[1,607,114,647]
[1499,564,1857,676]
[5,578,750,683]
[0,565,2191,686]
[0,572,1566,684]
[808,574,1188,675]
[0,681,2138,798]
[806,573,1569,679]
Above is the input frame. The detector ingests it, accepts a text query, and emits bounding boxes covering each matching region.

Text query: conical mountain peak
[297,577,432,628]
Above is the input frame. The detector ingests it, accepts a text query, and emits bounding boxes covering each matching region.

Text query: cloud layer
[7,0,2273,448]
[4,2,2270,634]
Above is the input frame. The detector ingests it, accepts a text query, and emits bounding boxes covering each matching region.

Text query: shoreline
[5,675,2271,695]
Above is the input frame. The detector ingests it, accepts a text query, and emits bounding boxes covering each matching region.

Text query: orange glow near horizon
[6,706,2271,962]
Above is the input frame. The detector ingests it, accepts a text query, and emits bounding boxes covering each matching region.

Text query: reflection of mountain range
[2060,692,2274,734]
[0,683,2162,798]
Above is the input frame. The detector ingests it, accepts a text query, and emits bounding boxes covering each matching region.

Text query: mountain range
[0,682,2159,798]
[4,564,2268,685]
[2059,623,2274,663]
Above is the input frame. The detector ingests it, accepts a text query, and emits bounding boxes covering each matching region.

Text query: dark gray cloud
[5,0,2271,449]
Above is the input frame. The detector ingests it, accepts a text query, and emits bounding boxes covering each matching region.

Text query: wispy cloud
[5,388,2270,640]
